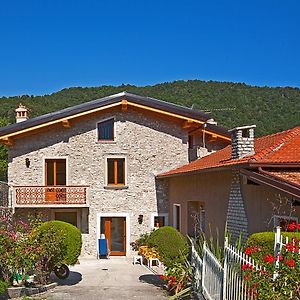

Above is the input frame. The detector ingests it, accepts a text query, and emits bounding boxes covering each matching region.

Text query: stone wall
[0,181,9,207]
[226,170,249,243]
[8,109,189,255]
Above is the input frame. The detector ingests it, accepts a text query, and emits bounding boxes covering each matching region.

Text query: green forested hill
[0,80,299,181]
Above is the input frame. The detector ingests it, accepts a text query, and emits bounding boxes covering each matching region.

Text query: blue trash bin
[98,239,108,258]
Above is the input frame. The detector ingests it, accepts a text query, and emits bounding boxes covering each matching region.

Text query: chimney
[229,125,256,159]
[206,118,218,125]
[15,103,29,123]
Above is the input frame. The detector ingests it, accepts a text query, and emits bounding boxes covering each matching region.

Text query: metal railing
[14,185,88,205]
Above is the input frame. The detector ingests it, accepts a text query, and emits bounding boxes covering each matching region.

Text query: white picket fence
[190,238,259,300]
[190,227,300,300]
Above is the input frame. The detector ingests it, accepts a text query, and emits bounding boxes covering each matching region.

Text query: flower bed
[242,224,300,299]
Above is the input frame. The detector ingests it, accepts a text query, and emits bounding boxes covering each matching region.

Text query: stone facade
[226,170,249,243]
[0,181,9,207]
[9,109,189,256]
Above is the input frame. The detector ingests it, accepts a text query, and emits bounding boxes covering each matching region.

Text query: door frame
[96,212,130,257]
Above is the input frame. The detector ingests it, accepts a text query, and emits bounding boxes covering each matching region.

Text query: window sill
[104,185,128,190]
[96,141,117,144]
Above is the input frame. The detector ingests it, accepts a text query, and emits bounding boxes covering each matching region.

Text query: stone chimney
[229,125,256,159]
[15,103,29,123]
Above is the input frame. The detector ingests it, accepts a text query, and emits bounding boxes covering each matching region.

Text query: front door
[45,159,66,202]
[101,217,126,256]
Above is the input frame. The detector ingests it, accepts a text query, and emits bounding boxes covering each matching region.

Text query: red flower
[245,247,253,255]
[276,255,283,261]
[264,254,275,264]
[159,275,164,280]
[285,243,299,253]
[244,274,251,281]
[284,259,295,268]
[288,223,297,231]
[242,263,253,271]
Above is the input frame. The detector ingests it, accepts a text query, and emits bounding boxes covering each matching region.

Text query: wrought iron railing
[14,186,88,205]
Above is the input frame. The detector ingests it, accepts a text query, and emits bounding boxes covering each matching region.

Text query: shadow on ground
[51,271,82,286]
[139,274,165,288]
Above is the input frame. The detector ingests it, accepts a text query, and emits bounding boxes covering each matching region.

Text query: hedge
[246,231,300,262]
[37,221,82,266]
[147,226,188,267]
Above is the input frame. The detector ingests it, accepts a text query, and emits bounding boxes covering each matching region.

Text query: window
[154,216,165,228]
[45,159,66,186]
[55,212,77,227]
[97,118,114,141]
[107,158,125,186]
[173,204,181,231]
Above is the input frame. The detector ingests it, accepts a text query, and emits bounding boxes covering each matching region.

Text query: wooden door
[45,159,66,202]
[102,217,126,256]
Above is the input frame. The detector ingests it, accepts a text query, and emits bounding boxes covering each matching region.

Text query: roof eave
[157,162,250,179]
[241,168,300,200]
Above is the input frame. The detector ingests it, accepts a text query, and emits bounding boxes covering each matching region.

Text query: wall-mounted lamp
[138,214,143,224]
[25,158,30,168]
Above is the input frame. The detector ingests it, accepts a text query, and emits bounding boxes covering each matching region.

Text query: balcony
[13,186,89,207]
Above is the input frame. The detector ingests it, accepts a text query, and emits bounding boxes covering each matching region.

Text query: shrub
[245,231,300,263]
[147,226,188,267]
[130,231,152,251]
[37,221,82,266]
[244,227,300,299]
[0,279,8,296]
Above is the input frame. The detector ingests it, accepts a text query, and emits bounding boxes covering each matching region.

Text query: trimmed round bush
[147,226,188,267]
[246,231,300,262]
[38,220,82,266]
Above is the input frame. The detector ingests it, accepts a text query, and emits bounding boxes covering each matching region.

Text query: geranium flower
[284,259,295,268]
[241,263,253,271]
[264,254,275,264]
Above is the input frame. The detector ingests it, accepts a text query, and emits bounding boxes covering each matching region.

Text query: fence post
[222,237,228,300]
[201,241,206,293]
[273,226,281,279]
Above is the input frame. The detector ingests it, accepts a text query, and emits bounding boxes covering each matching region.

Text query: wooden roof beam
[182,119,195,129]
[121,99,128,112]
[1,137,14,146]
[62,119,71,128]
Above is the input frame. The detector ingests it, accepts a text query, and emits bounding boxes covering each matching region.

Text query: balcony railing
[14,186,88,205]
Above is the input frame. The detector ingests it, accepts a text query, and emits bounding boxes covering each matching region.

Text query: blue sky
[0,0,299,96]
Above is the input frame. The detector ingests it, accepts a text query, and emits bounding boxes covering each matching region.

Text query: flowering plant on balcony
[242,224,300,300]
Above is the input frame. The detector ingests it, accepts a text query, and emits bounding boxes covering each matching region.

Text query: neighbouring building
[158,125,300,243]
[0,92,230,256]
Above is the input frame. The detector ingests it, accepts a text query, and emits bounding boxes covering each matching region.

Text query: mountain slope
[0,80,299,180]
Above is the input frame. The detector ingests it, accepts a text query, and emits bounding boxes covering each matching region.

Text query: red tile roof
[159,126,300,177]
[264,170,300,188]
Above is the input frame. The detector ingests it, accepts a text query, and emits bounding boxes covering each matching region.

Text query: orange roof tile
[159,126,300,177]
[264,170,300,188]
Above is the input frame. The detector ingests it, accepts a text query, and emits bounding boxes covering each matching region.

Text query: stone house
[0,92,230,256]
[158,125,300,243]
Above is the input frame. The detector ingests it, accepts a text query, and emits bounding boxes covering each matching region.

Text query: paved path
[39,257,167,300]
